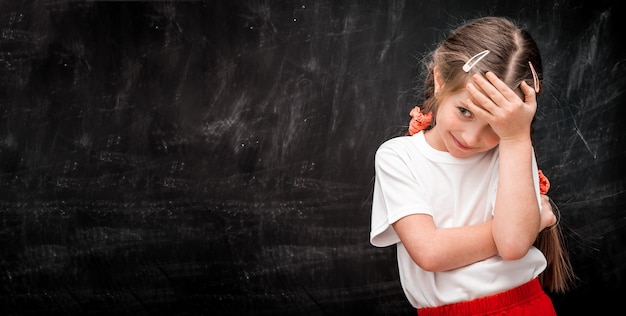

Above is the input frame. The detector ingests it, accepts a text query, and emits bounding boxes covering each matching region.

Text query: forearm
[394,215,497,272]
[493,139,540,260]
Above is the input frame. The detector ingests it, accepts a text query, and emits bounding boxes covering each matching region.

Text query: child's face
[425,88,500,158]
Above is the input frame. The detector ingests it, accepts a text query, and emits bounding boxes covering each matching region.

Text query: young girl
[370,17,574,315]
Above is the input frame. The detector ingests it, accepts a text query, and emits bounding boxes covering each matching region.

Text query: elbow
[410,250,448,272]
[496,240,532,260]
[493,221,540,260]
[413,258,439,272]
[499,249,528,261]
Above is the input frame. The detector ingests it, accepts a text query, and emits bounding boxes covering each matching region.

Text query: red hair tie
[538,169,550,194]
[407,106,433,136]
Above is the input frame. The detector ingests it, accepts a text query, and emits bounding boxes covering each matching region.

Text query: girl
[370,17,574,315]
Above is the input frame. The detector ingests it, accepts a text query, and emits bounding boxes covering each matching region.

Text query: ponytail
[534,173,576,293]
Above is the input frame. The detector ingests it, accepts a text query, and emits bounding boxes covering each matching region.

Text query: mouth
[451,135,472,151]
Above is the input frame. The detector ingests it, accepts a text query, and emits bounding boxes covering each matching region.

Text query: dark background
[0,0,624,315]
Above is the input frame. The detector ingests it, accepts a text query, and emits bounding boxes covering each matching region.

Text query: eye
[458,107,473,118]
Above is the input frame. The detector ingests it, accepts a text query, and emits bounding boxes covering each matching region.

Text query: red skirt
[417,278,556,316]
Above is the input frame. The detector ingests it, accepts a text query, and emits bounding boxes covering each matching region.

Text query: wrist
[498,135,532,147]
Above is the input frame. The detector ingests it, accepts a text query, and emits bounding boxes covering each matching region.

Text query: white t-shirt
[370,131,547,308]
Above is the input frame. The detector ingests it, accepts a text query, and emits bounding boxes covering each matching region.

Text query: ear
[433,66,444,94]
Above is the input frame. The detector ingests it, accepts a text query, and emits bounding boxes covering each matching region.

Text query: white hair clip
[462,50,490,72]
[528,61,540,93]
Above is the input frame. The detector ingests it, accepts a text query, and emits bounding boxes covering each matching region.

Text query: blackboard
[0,1,624,315]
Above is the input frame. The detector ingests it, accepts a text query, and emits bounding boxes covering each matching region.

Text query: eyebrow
[456,98,471,109]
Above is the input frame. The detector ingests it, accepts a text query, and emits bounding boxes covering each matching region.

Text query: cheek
[484,131,500,148]
[435,107,459,129]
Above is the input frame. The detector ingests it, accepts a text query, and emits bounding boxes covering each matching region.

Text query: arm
[393,214,497,271]
[392,195,556,272]
[466,73,541,260]
[495,137,539,259]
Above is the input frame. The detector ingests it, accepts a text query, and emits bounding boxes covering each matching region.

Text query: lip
[451,134,472,151]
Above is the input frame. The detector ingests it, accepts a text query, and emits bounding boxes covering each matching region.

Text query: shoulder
[376,136,415,160]
[377,135,415,154]
[375,135,422,171]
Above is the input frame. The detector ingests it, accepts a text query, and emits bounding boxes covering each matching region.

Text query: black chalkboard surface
[0,1,624,315]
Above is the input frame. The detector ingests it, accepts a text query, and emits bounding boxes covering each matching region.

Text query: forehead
[440,88,471,107]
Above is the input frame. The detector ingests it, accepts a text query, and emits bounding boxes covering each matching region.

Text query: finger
[547,210,557,228]
[471,73,510,106]
[540,194,551,209]
[540,195,556,229]
[465,97,491,121]
[465,82,497,116]
[540,205,557,230]
[484,72,523,103]
[520,81,537,107]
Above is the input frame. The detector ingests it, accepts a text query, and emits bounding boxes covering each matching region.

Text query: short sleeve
[370,142,431,247]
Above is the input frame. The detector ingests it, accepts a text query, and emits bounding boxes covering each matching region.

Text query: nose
[461,124,487,147]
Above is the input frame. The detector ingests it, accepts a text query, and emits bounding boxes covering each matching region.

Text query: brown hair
[536,200,576,293]
[416,16,575,293]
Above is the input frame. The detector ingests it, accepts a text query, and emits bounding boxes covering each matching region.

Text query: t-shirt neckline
[413,131,492,164]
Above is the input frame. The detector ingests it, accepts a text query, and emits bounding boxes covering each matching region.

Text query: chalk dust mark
[575,127,596,159]
[567,104,597,159]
